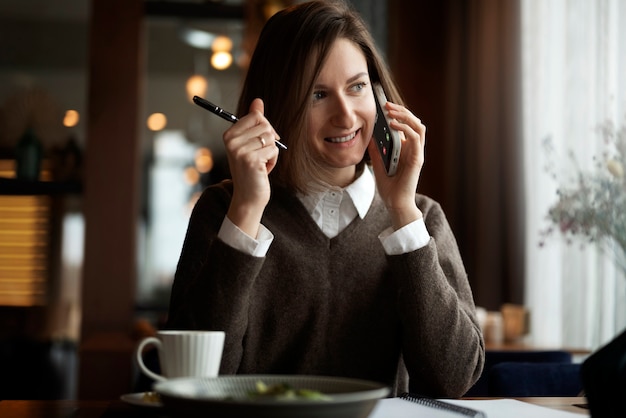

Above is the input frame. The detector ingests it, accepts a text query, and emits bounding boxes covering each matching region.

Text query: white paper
[369,398,587,418]
[445,399,586,418]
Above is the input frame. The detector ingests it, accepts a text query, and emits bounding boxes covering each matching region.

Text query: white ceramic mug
[135,330,225,382]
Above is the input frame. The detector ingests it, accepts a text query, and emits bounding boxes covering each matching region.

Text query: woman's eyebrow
[313,72,369,90]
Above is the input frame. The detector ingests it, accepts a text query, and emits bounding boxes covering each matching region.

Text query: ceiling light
[212,35,233,52]
[211,51,232,70]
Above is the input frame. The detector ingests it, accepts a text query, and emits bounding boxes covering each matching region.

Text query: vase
[581,328,626,417]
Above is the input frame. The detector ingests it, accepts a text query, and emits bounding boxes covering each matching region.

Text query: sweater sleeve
[389,196,485,397]
[166,182,264,374]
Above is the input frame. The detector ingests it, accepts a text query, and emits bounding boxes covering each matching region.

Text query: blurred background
[0,0,625,403]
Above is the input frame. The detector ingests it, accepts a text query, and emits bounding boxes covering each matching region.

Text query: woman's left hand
[368,101,426,230]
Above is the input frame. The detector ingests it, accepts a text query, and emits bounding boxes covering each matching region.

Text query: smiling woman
[305,40,375,188]
[166,0,484,399]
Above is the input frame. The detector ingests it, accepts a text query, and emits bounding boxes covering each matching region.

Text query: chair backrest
[484,350,573,365]
[463,350,573,396]
[488,362,583,397]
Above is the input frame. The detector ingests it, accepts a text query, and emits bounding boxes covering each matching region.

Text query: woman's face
[306,38,376,186]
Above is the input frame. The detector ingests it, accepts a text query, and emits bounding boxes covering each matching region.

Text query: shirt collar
[345,166,375,219]
[297,166,376,220]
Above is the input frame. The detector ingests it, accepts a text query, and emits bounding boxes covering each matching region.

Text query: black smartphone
[372,83,401,176]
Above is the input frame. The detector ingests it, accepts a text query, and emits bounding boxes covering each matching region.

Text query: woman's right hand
[223,98,280,238]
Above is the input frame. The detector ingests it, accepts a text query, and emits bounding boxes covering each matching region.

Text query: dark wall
[388,0,450,210]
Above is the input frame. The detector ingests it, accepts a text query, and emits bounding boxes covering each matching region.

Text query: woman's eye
[312,91,326,101]
[351,82,367,92]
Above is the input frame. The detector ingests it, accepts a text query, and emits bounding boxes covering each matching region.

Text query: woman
[167,0,484,397]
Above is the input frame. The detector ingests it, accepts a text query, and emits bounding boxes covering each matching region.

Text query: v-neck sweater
[167,180,484,397]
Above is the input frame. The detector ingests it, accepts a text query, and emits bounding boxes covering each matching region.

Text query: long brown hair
[237,0,403,193]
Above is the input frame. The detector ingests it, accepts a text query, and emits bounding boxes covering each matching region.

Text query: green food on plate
[248,381,331,401]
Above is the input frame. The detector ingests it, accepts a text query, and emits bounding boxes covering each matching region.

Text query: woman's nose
[330,95,357,128]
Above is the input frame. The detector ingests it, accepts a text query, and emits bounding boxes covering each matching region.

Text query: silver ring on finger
[259,136,266,148]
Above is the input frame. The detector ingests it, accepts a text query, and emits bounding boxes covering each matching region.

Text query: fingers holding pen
[224,104,279,151]
[222,99,281,236]
[225,123,279,157]
[223,99,280,168]
[224,126,279,181]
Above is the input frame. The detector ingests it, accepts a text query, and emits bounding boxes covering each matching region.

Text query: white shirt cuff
[217,216,274,257]
[378,218,430,255]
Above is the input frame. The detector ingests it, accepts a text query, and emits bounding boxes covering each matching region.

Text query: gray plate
[153,375,390,418]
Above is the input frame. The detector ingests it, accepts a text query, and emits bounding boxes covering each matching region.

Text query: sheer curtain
[523,0,626,350]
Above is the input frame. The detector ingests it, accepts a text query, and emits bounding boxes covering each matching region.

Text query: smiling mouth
[325,129,359,143]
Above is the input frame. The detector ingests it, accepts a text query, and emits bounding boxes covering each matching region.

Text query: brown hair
[237,0,403,193]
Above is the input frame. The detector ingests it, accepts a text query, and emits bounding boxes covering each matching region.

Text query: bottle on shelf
[15,127,43,181]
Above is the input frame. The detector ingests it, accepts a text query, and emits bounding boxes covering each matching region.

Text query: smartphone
[372,83,401,176]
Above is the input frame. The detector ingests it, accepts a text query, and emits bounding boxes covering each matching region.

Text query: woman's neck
[318,165,358,189]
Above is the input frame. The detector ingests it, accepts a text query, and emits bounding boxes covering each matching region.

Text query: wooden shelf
[0,178,82,196]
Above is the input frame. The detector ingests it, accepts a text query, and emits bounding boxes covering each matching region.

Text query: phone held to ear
[372,83,401,176]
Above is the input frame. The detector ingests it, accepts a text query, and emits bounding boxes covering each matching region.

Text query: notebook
[368,394,586,418]
[369,394,485,418]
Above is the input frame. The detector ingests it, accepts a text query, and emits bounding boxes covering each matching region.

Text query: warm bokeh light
[195,147,214,173]
[147,113,167,131]
[264,1,286,19]
[186,74,208,102]
[212,35,233,52]
[211,51,233,70]
[183,166,200,185]
[63,109,80,127]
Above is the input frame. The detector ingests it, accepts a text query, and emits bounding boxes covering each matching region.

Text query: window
[523,0,626,349]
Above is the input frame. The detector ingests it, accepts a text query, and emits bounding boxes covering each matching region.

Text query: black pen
[192,95,287,150]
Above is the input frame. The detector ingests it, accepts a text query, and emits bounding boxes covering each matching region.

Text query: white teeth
[327,131,357,143]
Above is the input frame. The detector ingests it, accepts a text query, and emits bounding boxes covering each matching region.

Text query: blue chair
[464,350,573,396]
[488,362,583,397]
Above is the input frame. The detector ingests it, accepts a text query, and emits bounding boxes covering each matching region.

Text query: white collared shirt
[218,168,430,257]
[297,166,374,239]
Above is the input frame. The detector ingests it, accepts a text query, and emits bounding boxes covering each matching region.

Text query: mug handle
[136,337,166,382]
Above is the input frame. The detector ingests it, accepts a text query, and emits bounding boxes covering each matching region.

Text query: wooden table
[510,397,588,414]
[485,342,592,365]
[0,397,589,417]
[485,342,591,357]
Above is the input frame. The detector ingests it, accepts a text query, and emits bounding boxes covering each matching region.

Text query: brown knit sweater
[166,181,484,397]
